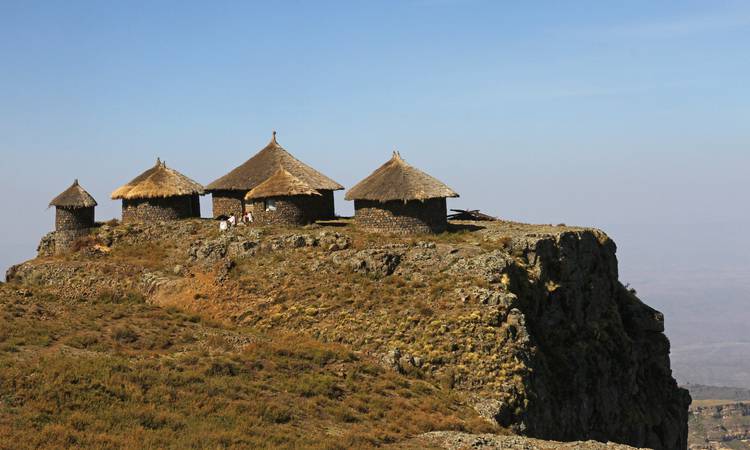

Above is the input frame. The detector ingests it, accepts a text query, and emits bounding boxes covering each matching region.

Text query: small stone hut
[244,168,323,226]
[111,159,204,223]
[345,152,459,234]
[206,132,343,220]
[48,179,97,254]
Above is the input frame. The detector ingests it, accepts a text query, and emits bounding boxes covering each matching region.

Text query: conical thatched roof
[345,152,459,202]
[206,132,343,192]
[245,168,322,200]
[111,159,204,200]
[49,179,98,208]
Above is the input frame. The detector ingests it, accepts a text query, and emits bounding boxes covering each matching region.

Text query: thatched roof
[111,159,204,200]
[345,152,459,202]
[206,132,343,192]
[49,179,98,208]
[245,168,322,200]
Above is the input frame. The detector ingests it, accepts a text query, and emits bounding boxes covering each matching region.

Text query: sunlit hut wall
[48,179,98,254]
[244,168,323,226]
[111,159,204,223]
[345,152,459,234]
[206,131,343,220]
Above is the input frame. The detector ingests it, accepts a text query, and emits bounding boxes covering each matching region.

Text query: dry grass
[0,286,494,449]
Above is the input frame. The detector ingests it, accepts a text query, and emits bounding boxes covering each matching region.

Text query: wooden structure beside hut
[345,152,458,234]
[49,179,97,254]
[244,168,322,226]
[111,159,204,223]
[206,132,343,220]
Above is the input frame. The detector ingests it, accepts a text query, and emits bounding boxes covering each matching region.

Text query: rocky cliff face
[8,219,691,449]
[503,230,690,449]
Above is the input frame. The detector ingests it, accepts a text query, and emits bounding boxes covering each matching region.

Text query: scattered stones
[332,249,402,278]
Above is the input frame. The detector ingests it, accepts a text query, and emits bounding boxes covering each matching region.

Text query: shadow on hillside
[316,220,350,228]
[447,222,485,233]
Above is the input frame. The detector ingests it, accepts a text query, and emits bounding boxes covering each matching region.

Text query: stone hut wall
[248,196,321,226]
[211,190,245,219]
[54,207,95,255]
[121,196,197,223]
[212,189,334,220]
[353,198,448,234]
[54,229,90,255]
[55,206,95,231]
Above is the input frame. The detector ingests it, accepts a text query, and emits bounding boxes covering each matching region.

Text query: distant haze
[1,1,748,387]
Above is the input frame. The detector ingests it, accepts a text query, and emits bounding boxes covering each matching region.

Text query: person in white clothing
[219,219,228,232]
[228,214,236,227]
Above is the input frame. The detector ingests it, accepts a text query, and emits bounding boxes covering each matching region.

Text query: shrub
[112,327,139,344]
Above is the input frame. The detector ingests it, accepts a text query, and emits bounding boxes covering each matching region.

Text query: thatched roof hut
[111,159,204,222]
[243,168,322,226]
[49,179,98,209]
[207,132,342,219]
[346,152,458,234]
[345,152,458,202]
[111,158,204,201]
[49,179,98,254]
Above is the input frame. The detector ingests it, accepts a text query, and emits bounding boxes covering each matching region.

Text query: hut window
[265,199,277,211]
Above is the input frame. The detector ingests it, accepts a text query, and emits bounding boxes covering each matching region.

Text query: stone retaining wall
[353,198,448,234]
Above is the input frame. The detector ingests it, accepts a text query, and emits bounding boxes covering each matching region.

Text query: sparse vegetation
[0,285,494,449]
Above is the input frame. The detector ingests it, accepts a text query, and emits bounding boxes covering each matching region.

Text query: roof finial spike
[73,178,79,186]
[272,130,278,144]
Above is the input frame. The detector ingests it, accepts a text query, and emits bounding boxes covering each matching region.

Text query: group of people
[219,211,253,232]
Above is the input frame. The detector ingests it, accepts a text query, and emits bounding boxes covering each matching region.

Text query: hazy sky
[1,1,749,384]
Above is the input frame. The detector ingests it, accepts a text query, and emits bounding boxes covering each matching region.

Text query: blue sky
[1,1,749,383]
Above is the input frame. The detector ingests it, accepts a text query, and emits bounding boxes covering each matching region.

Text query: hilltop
[3,218,690,449]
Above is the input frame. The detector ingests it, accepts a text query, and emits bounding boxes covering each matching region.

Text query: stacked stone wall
[55,207,95,231]
[211,190,246,218]
[53,207,96,254]
[353,198,448,234]
[248,196,321,226]
[54,229,89,255]
[122,196,197,223]
[212,189,334,221]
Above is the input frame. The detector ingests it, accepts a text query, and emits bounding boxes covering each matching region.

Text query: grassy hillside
[0,284,493,449]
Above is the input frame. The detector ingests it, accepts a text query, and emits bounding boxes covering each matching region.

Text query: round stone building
[111,159,204,223]
[345,152,458,234]
[244,168,323,226]
[206,131,343,221]
[48,179,98,254]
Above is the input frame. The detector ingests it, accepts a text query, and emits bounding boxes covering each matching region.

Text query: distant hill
[685,384,750,401]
